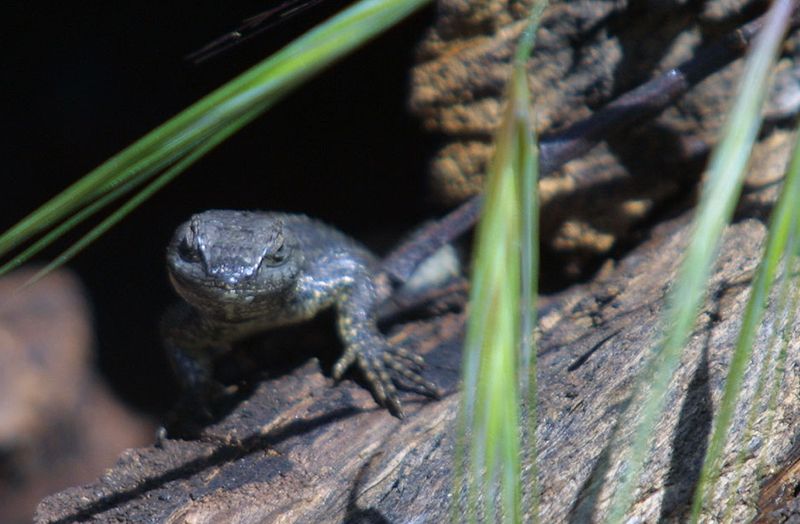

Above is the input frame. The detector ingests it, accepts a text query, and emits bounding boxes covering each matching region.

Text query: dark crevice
[567,329,622,371]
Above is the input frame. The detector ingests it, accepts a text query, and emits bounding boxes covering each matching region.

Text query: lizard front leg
[332,280,440,417]
[161,303,230,417]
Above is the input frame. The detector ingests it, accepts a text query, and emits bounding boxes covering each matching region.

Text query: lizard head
[167,210,302,320]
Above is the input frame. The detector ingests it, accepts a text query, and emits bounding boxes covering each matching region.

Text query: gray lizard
[163,210,440,418]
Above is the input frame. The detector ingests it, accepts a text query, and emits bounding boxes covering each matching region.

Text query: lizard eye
[178,236,201,264]
[261,244,289,267]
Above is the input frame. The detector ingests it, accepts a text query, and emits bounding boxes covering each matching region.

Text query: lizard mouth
[169,268,262,295]
[168,271,264,321]
[168,270,237,302]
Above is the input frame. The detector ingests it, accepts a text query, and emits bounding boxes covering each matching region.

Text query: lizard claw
[333,339,440,418]
[332,347,357,381]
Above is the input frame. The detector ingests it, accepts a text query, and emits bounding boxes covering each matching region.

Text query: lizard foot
[333,341,441,418]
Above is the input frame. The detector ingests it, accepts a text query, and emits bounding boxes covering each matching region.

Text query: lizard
[162,209,442,419]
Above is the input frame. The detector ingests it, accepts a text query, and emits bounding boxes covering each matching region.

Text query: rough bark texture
[33,193,799,522]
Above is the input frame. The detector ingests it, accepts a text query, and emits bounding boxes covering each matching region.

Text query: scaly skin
[163,210,439,417]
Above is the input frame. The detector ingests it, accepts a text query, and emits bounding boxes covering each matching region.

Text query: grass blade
[722,210,800,521]
[604,0,795,521]
[691,114,800,520]
[453,3,546,522]
[517,5,546,520]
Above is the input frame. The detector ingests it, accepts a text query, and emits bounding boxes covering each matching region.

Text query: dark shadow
[605,0,756,105]
[567,298,716,521]
[343,453,392,524]
[343,509,392,524]
[568,398,632,522]
[48,406,363,524]
[165,303,463,436]
[163,312,342,436]
[658,319,714,521]
[538,122,707,292]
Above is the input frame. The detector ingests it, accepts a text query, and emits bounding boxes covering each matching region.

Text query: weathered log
[35,181,800,522]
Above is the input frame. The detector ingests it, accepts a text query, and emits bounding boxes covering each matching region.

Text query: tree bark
[36,187,800,522]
